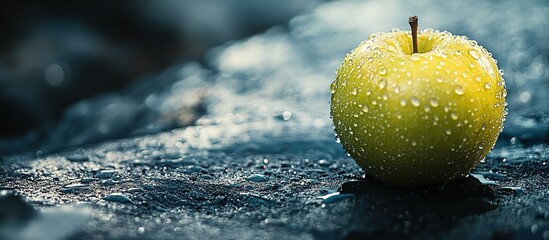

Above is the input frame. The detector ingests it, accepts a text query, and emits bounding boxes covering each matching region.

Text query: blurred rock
[0,189,35,225]
[0,0,322,137]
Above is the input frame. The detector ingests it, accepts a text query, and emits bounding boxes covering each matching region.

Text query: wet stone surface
[1,135,548,239]
[1,0,549,239]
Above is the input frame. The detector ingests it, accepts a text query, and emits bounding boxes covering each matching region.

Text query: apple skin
[330,29,507,187]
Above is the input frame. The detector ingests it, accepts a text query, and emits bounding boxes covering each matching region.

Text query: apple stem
[409,16,418,54]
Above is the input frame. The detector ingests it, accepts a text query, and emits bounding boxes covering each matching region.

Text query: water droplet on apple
[379,78,387,89]
[450,112,459,120]
[394,86,400,94]
[410,97,420,107]
[484,82,491,89]
[410,54,420,61]
[350,88,357,95]
[411,141,417,146]
[446,129,452,135]
[362,105,369,113]
[400,99,406,107]
[382,94,388,101]
[454,85,465,95]
[367,57,374,62]
[468,49,480,60]
[379,68,387,75]
[436,78,444,83]
[429,98,439,107]
[478,143,484,149]
[330,82,337,94]
[481,124,487,130]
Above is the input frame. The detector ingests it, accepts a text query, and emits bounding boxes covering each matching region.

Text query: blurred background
[0,0,321,135]
[0,0,548,156]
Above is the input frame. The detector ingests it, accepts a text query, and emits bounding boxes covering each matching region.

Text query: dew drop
[484,82,491,89]
[454,85,465,95]
[362,105,369,113]
[410,97,420,107]
[469,49,480,60]
[379,68,387,75]
[450,112,458,120]
[379,78,387,89]
[429,98,439,107]
[330,82,336,94]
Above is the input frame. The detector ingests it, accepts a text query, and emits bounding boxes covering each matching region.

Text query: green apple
[330,16,507,187]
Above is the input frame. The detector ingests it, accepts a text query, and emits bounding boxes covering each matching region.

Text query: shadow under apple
[339,176,498,239]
